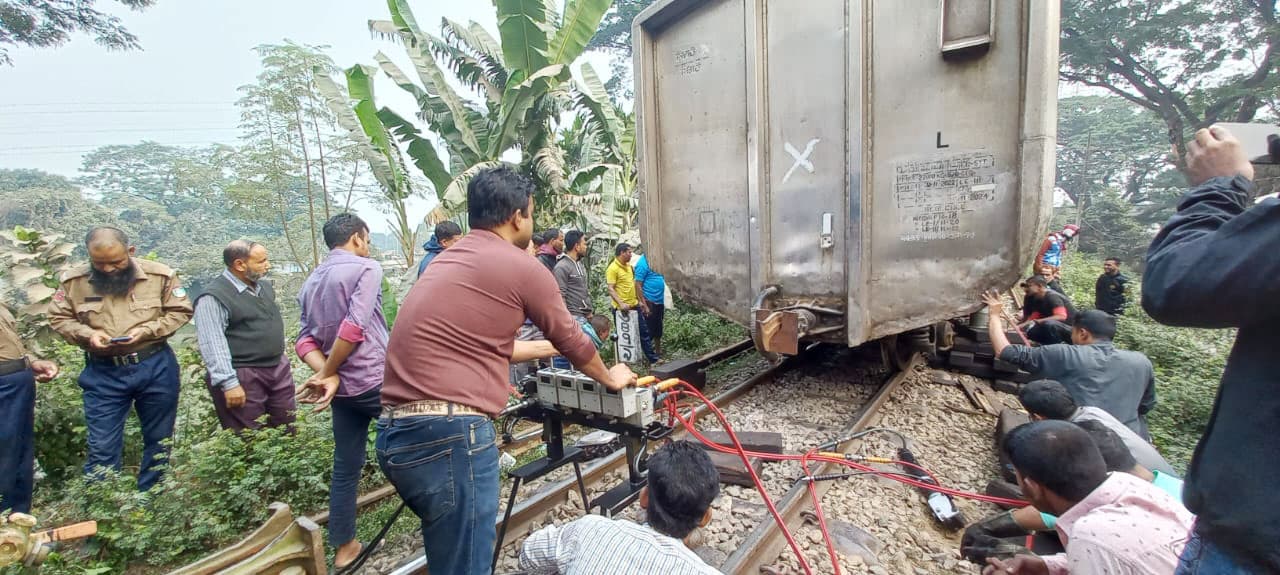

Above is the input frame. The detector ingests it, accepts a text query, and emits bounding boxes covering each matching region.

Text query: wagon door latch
[820,212,834,250]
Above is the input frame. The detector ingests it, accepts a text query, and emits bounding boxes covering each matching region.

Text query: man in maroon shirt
[379,165,636,574]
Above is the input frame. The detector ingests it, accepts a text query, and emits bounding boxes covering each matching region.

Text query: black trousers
[1027,320,1073,345]
[644,300,665,342]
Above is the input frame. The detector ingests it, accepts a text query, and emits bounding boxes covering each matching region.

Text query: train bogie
[634,0,1059,354]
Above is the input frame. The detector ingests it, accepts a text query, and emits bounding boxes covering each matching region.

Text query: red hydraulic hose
[664,390,1028,506]
[663,384,816,574]
[801,449,844,574]
[659,381,1029,574]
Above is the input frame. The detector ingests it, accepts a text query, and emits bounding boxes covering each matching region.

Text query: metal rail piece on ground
[168,503,325,575]
[718,354,921,575]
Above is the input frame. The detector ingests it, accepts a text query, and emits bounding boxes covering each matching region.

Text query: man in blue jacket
[1143,125,1278,574]
[416,221,462,278]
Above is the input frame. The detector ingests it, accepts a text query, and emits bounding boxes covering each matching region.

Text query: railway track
[388,343,795,575]
[378,344,916,575]
[300,339,759,531]
[178,339,952,575]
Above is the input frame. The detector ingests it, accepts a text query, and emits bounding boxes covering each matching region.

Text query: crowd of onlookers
[966,125,1277,575]
[0,126,1273,575]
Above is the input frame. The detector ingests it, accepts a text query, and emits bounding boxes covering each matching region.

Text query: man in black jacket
[1143,125,1278,574]
[536,228,563,271]
[1094,257,1129,316]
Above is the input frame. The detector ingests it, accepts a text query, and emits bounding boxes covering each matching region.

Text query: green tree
[360,0,615,205]
[557,69,640,241]
[1061,190,1153,269]
[0,0,157,66]
[0,168,77,193]
[1056,95,1192,230]
[328,0,635,251]
[1057,95,1169,208]
[0,169,121,244]
[315,63,422,268]
[232,42,360,270]
[79,141,233,212]
[584,0,655,98]
[1060,0,1280,162]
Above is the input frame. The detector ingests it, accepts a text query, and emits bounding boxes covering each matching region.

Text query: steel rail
[719,353,921,574]
[388,349,794,575]
[494,339,754,457]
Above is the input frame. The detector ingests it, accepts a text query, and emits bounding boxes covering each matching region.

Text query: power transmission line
[0,140,234,153]
[0,100,237,107]
[0,108,240,116]
[0,127,241,136]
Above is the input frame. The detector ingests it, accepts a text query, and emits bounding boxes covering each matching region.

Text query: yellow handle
[815,453,893,464]
[636,376,659,387]
[655,378,682,391]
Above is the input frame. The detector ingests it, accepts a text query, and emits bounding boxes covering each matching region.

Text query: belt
[381,399,490,420]
[0,357,30,377]
[87,343,167,367]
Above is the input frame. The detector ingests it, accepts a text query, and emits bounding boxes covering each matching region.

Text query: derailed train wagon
[633,0,1059,361]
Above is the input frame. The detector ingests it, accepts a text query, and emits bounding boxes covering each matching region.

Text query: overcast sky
[0,0,612,232]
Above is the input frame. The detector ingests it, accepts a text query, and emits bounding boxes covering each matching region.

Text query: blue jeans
[0,367,36,513]
[377,413,499,575]
[1176,528,1263,575]
[328,387,381,547]
[79,346,179,491]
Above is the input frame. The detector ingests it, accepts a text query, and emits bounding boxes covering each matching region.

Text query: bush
[15,249,741,573]
[44,417,338,569]
[586,246,744,361]
[17,341,382,573]
[1056,251,1232,471]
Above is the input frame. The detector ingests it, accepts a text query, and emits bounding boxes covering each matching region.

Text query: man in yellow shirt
[606,243,657,363]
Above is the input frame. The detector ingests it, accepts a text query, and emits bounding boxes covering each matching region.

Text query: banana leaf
[575,62,625,162]
[492,64,569,157]
[443,161,505,207]
[377,107,453,200]
[495,0,552,73]
[548,0,613,66]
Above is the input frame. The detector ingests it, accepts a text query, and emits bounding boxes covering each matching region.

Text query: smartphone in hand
[109,336,131,344]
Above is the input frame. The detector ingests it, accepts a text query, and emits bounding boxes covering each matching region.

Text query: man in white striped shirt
[519,441,722,574]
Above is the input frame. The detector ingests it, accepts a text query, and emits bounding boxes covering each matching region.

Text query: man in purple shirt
[294,213,389,569]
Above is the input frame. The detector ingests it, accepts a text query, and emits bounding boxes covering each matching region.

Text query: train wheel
[879,335,915,371]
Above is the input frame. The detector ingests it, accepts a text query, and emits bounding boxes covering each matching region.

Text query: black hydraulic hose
[334,501,408,575]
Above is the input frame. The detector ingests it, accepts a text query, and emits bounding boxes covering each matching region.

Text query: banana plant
[0,226,77,352]
[360,0,613,215]
[561,61,639,242]
[315,66,423,267]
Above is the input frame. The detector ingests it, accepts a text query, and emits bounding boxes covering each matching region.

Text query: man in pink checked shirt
[293,213,389,570]
[985,420,1193,575]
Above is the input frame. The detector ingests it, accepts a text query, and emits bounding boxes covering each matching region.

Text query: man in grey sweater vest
[194,240,295,431]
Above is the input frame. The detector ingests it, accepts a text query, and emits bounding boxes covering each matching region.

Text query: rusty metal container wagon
[633,0,1059,362]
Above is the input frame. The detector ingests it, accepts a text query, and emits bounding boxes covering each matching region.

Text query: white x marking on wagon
[783,138,821,183]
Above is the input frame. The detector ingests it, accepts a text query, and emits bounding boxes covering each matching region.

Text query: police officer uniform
[0,305,38,512]
[48,258,193,491]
